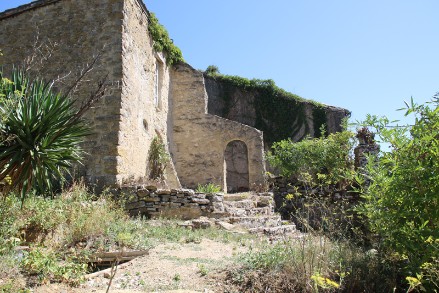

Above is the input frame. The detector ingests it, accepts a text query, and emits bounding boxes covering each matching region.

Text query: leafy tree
[358,96,439,290]
[0,69,94,201]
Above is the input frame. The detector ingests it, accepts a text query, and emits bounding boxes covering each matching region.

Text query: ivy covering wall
[204,71,336,146]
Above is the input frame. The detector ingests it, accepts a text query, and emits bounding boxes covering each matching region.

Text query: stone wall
[271,176,361,233]
[119,185,224,220]
[205,76,350,148]
[0,0,181,190]
[119,0,180,187]
[170,63,266,190]
[0,0,124,188]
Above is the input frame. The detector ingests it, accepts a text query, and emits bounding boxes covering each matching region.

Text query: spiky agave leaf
[0,69,90,201]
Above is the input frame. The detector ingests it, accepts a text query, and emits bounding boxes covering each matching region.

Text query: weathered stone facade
[0,0,348,193]
[205,76,350,148]
[170,63,266,190]
[0,0,124,188]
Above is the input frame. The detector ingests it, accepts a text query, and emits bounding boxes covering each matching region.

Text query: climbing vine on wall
[147,13,184,65]
[205,70,328,145]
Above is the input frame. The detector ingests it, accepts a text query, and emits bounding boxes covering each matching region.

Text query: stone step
[223,199,255,209]
[223,206,274,217]
[248,224,297,235]
[255,196,274,208]
[223,193,251,202]
[227,215,281,229]
[245,207,274,216]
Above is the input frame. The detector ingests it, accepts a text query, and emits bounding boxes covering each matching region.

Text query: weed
[198,264,209,276]
[173,273,181,282]
[195,183,221,193]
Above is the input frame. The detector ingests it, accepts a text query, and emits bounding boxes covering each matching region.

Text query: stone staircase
[215,192,301,241]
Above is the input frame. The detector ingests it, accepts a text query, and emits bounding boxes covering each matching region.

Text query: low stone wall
[271,177,361,233]
[117,185,224,220]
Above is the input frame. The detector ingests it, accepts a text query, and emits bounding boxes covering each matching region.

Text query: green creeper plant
[0,69,91,201]
[147,13,184,65]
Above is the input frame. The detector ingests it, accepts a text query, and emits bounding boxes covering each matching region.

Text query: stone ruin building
[0,0,349,193]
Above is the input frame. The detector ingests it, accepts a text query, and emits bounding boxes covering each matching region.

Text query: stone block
[191,198,210,205]
[158,207,202,220]
[206,194,223,203]
[157,189,171,195]
[144,196,160,202]
[192,218,212,229]
[137,188,150,197]
[146,185,157,192]
[160,195,170,202]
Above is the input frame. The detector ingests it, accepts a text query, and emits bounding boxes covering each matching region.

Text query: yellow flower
[425,236,433,244]
[311,273,340,289]
[406,276,421,288]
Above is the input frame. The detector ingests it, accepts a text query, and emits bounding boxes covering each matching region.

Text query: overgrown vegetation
[267,124,356,186]
[147,136,170,180]
[357,96,439,292]
[244,97,439,292]
[0,184,253,291]
[228,235,404,293]
[147,12,184,65]
[204,66,332,144]
[0,68,103,202]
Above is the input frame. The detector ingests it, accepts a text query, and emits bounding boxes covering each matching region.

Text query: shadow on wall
[224,140,249,193]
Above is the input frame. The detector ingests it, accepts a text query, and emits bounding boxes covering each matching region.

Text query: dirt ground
[34,238,250,293]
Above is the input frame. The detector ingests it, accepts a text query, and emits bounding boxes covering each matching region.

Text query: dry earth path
[35,238,251,293]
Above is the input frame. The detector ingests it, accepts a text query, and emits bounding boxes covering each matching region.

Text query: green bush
[267,126,356,186]
[147,136,170,180]
[196,183,221,193]
[358,97,439,291]
[0,69,89,201]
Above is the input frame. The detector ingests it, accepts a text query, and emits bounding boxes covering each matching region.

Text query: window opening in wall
[154,58,163,109]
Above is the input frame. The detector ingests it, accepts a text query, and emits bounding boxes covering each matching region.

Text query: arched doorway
[224,140,249,193]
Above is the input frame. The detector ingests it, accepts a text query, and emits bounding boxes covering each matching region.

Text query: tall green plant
[358,96,439,291]
[267,126,356,186]
[0,70,90,200]
[147,136,169,180]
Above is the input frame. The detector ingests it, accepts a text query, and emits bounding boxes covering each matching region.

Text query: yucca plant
[0,69,90,201]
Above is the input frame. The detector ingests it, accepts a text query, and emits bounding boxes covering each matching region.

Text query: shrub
[205,65,220,76]
[0,69,90,201]
[358,96,439,291]
[147,136,170,180]
[196,183,221,193]
[267,126,356,186]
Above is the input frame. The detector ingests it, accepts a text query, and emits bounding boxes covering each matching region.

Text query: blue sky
[1,0,438,125]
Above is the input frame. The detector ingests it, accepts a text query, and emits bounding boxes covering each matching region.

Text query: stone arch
[224,140,249,193]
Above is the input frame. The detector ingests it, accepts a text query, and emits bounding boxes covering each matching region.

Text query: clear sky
[1,0,438,125]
